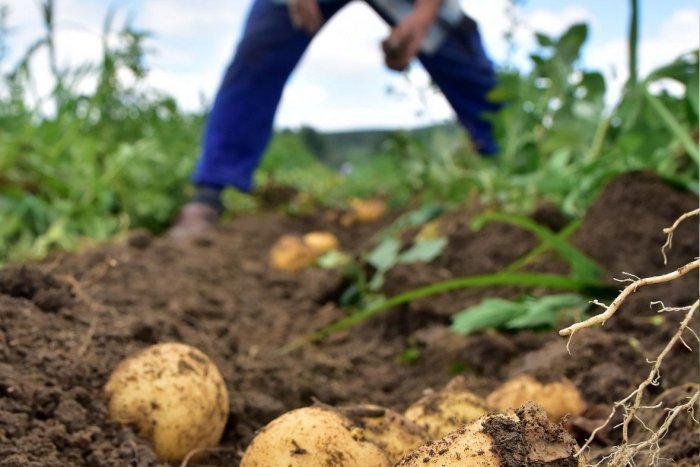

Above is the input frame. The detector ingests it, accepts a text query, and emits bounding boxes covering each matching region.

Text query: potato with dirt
[397,402,584,466]
[338,404,428,463]
[487,374,586,422]
[240,405,391,466]
[104,342,229,461]
[404,388,490,439]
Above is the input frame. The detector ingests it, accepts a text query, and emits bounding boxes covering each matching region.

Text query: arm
[383,0,445,71]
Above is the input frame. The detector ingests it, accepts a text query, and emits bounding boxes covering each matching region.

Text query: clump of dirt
[483,403,580,466]
[0,172,697,466]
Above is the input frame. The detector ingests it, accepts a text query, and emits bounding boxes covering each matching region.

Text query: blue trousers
[193,0,500,192]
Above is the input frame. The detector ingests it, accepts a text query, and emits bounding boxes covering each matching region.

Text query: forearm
[412,0,444,22]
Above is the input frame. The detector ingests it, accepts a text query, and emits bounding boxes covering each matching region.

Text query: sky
[2,0,698,131]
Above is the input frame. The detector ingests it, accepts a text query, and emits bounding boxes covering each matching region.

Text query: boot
[167,202,219,241]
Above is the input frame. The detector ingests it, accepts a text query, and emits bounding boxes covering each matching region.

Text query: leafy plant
[451,294,590,335]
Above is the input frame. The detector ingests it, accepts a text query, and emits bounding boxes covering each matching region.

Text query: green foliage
[451,294,590,335]
[472,24,698,215]
[0,9,201,262]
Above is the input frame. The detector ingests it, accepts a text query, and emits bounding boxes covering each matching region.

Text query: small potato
[269,235,318,272]
[303,231,339,254]
[240,406,391,467]
[487,374,586,422]
[404,389,490,439]
[105,343,229,461]
[340,198,387,226]
[397,402,584,466]
[339,404,428,463]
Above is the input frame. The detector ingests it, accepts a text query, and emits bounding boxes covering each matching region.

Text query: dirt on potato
[0,172,698,466]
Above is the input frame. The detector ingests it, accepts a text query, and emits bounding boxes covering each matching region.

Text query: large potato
[397,402,584,466]
[339,404,428,463]
[404,389,490,439]
[104,342,229,461]
[487,374,586,422]
[240,406,391,467]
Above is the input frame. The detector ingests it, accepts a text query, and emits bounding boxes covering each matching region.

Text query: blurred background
[3,0,697,129]
[0,0,698,263]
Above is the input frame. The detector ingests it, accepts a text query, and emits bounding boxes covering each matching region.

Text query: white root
[560,210,700,465]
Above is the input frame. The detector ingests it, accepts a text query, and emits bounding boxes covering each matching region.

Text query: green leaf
[556,23,588,63]
[366,236,400,271]
[316,250,351,269]
[580,72,606,99]
[451,298,523,335]
[452,294,589,335]
[505,294,589,329]
[398,238,447,263]
[535,32,554,47]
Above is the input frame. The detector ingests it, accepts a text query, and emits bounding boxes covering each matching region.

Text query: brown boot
[167,202,219,241]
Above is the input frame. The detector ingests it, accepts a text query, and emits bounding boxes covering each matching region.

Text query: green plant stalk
[644,90,699,164]
[627,0,639,87]
[473,212,603,280]
[505,220,581,272]
[280,272,611,352]
[585,115,611,163]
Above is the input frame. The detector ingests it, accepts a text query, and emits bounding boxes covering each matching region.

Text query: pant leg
[193,0,350,191]
[417,18,501,155]
[364,2,500,155]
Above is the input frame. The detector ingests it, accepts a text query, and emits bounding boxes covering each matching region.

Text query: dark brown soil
[1,172,698,466]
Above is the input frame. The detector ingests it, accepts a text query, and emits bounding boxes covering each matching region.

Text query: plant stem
[281,272,611,352]
[644,90,699,164]
[627,0,639,88]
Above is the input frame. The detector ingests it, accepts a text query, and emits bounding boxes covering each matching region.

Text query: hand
[382,0,442,71]
[288,0,323,35]
[382,12,432,71]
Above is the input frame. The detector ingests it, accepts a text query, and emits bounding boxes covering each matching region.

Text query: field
[1,171,698,466]
[1,2,699,466]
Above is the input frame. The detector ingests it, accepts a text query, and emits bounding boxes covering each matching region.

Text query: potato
[404,389,490,439]
[339,404,428,463]
[269,235,318,271]
[397,402,584,466]
[303,231,339,254]
[487,374,586,422]
[240,406,391,467]
[269,232,341,271]
[104,342,229,461]
[340,198,387,226]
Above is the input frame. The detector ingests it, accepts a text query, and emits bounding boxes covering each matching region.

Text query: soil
[0,172,698,466]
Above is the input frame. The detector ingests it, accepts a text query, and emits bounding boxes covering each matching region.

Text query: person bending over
[168,0,500,240]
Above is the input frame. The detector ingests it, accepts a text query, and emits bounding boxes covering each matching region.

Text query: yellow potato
[104,342,229,461]
[397,402,585,466]
[303,231,339,253]
[340,198,387,225]
[269,235,318,271]
[339,404,428,463]
[240,406,391,467]
[404,389,490,439]
[397,413,513,466]
[487,374,586,422]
